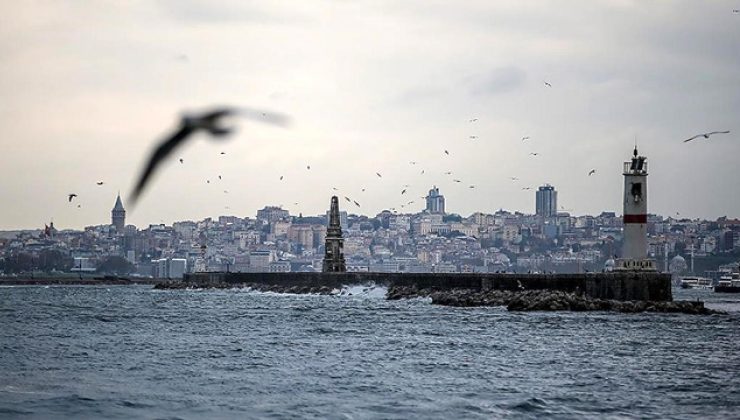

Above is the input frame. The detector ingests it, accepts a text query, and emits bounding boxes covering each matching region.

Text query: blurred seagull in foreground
[130,106,290,205]
[683,130,730,143]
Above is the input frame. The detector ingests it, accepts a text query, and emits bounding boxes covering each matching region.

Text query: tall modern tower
[322,196,346,273]
[618,147,654,271]
[535,184,557,217]
[111,193,126,233]
[425,186,445,214]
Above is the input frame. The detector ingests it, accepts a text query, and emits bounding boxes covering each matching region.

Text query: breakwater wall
[183,271,672,302]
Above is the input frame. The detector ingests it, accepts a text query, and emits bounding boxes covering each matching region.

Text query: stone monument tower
[322,196,346,273]
[111,193,126,233]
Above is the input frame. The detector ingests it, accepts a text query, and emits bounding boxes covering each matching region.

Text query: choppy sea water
[1,285,739,419]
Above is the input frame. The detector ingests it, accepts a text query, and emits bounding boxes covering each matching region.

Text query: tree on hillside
[97,256,135,275]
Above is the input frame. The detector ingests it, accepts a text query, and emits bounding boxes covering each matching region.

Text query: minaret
[618,146,654,271]
[322,196,346,272]
[111,193,126,233]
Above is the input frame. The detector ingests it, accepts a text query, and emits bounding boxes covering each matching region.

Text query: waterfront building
[425,186,445,214]
[111,194,126,233]
[535,184,557,218]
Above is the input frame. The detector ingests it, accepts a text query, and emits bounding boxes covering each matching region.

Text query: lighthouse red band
[623,214,647,224]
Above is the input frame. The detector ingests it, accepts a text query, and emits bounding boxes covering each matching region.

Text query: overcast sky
[1,0,739,230]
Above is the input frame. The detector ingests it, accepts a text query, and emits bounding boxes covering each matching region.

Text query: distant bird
[332,187,339,191]
[361,188,366,192]
[421,170,425,175]
[588,169,596,176]
[509,177,519,181]
[344,196,351,203]
[683,130,730,143]
[530,152,539,156]
[129,106,289,204]
[77,204,81,208]
[401,189,407,195]
[218,175,222,180]
[444,150,450,155]
[307,165,311,170]
[279,175,284,181]
[206,180,210,184]
[407,201,414,205]
[220,151,226,155]
[469,135,478,140]
[469,118,478,122]
[734,9,739,13]
[67,193,77,202]
[225,206,230,209]
[354,200,361,207]
[376,172,382,178]
[544,81,552,87]
[223,190,229,194]
[96,181,104,186]
[521,136,530,141]
[445,171,453,175]
[409,161,417,165]
[522,187,532,190]
[469,185,475,189]
[179,158,184,164]
[453,179,461,183]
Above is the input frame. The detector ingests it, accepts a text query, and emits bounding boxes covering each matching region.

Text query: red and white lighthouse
[618,147,655,271]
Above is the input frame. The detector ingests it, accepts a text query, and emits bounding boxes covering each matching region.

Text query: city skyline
[1,1,739,230]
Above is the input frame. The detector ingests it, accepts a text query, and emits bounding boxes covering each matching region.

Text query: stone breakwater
[154,281,337,295]
[387,286,717,315]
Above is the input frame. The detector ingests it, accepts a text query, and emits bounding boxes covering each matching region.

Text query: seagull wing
[683,134,701,143]
[707,130,730,136]
[131,125,193,204]
[237,107,292,127]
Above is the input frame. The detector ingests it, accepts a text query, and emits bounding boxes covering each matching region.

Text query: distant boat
[715,274,740,293]
[679,276,713,290]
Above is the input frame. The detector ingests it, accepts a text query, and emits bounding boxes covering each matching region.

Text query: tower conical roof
[112,194,125,211]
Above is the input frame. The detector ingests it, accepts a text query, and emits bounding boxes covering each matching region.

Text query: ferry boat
[715,274,740,293]
[679,276,713,290]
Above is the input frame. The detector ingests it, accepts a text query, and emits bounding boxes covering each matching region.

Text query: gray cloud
[465,66,527,96]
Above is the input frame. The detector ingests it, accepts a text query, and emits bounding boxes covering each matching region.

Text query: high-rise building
[425,186,445,214]
[535,184,557,217]
[322,196,346,272]
[111,194,126,232]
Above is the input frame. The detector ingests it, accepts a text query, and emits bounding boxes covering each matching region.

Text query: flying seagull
[588,169,596,176]
[332,187,339,191]
[307,165,311,170]
[544,81,552,87]
[683,130,730,143]
[509,177,519,181]
[469,135,478,140]
[376,172,382,178]
[179,158,184,164]
[469,118,478,122]
[409,161,417,165]
[521,136,530,141]
[130,106,289,204]
[361,188,366,192]
[279,175,284,181]
[401,189,407,195]
[445,171,453,175]
[218,175,222,180]
[220,152,226,155]
[530,152,539,156]
[96,181,104,186]
[344,196,351,203]
[522,187,532,190]
[354,200,361,207]
[444,150,450,155]
[453,179,461,183]
[421,170,425,175]
[68,193,77,202]
[469,185,475,189]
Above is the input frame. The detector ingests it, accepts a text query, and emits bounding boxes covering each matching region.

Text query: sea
[1,285,739,419]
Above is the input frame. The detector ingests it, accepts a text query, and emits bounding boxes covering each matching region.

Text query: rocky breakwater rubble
[154,280,337,295]
[387,286,719,315]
